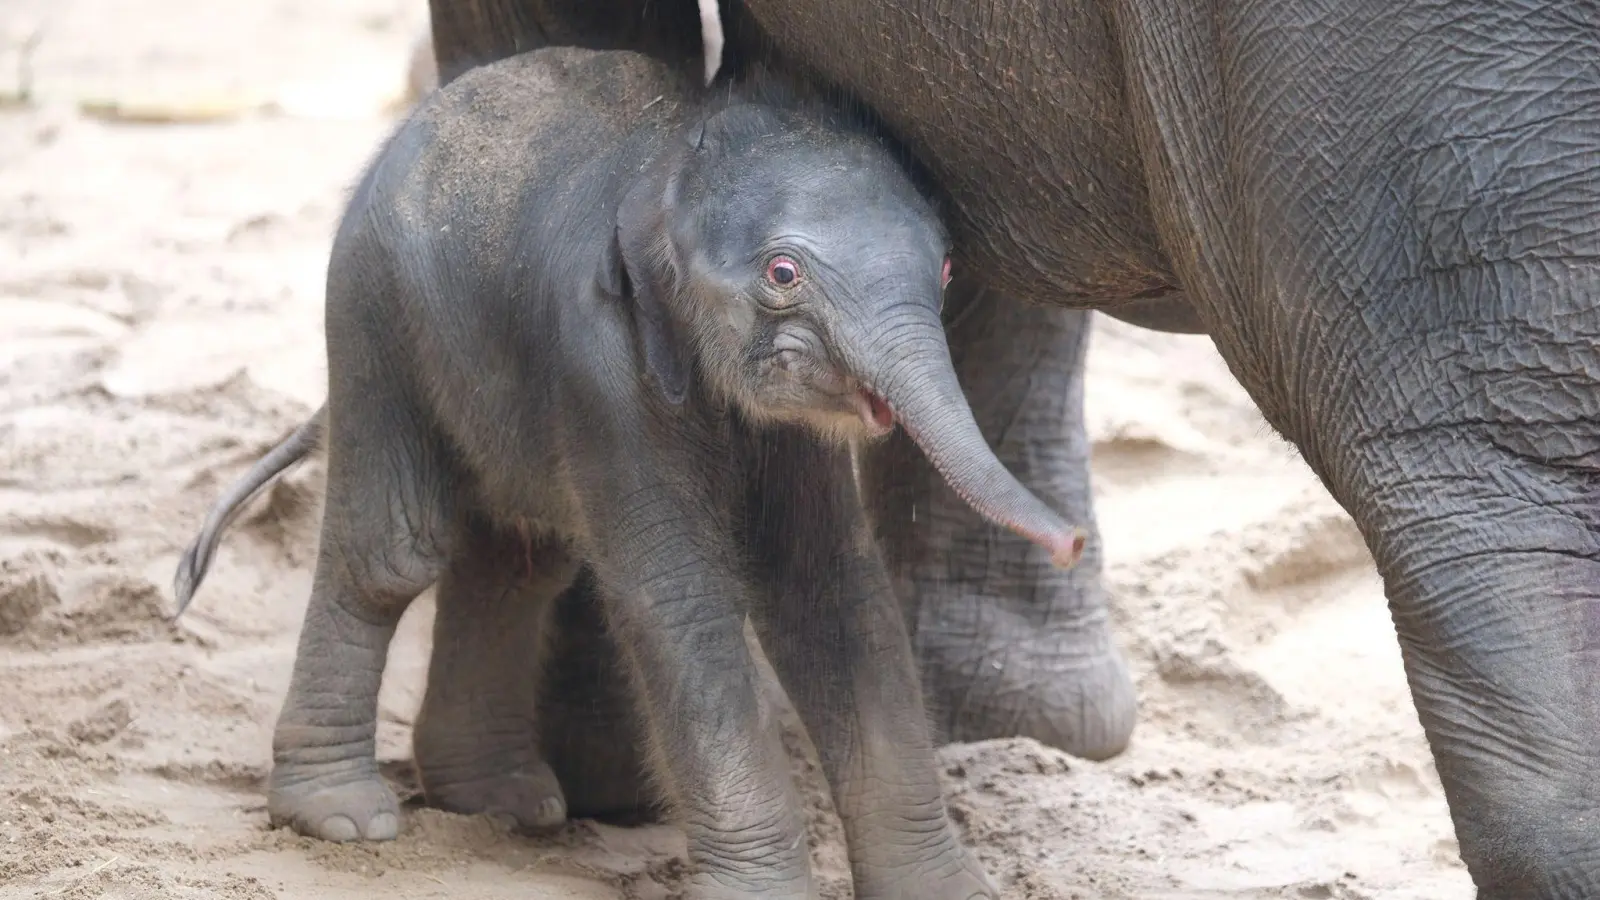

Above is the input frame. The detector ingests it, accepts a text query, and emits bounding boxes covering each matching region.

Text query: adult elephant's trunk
[836,304,1087,569]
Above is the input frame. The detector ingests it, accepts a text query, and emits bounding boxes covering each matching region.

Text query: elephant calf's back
[380,47,690,238]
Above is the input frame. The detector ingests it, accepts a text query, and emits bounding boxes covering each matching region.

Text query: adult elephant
[415,1,1600,896]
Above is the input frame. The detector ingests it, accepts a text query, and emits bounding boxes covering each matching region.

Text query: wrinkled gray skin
[420,0,1146,786]
[173,46,1105,899]
[420,1,1600,896]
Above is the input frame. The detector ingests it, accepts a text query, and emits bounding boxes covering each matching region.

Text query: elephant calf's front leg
[589,486,814,900]
[750,432,996,900]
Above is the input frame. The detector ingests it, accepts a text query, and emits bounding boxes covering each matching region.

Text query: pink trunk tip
[1048,527,1089,570]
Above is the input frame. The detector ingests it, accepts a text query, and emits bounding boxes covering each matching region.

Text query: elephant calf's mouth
[848,388,896,437]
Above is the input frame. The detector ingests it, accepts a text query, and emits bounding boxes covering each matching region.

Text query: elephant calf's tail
[172,407,327,618]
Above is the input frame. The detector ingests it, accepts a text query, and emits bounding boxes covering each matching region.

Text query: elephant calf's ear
[609,224,691,405]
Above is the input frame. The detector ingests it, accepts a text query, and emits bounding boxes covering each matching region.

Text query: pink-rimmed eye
[941,257,952,288]
[766,255,801,287]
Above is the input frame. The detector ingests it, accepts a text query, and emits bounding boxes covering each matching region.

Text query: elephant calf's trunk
[860,325,1087,569]
[896,402,1088,569]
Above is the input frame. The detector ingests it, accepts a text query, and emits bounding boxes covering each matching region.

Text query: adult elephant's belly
[740,0,1177,305]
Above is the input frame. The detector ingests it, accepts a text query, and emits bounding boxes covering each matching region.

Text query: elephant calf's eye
[766,255,801,288]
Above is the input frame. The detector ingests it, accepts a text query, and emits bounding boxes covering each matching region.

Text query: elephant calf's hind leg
[269,402,452,842]
[537,568,655,822]
[412,517,576,832]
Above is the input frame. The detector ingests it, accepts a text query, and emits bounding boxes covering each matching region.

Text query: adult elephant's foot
[919,600,1135,760]
[267,765,401,842]
[861,291,1136,760]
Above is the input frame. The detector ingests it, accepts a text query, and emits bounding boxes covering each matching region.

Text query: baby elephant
[175,46,1085,900]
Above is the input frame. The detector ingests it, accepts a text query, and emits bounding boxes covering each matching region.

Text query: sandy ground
[0,1,1476,897]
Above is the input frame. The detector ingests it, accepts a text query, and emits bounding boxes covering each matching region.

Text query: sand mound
[0,0,1470,897]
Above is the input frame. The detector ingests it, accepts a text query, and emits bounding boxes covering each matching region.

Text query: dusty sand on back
[0,1,1473,897]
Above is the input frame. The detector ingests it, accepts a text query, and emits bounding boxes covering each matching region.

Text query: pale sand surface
[0,1,1474,896]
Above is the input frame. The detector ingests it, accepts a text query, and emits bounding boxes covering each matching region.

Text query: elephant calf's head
[617,85,1088,569]
[668,101,950,446]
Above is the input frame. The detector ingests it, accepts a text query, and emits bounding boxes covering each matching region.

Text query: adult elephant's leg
[860,283,1136,760]
[427,0,543,85]
[1119,1,1600,892]
[426,0,702,87]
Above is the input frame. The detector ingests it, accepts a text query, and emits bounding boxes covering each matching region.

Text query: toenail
[320,815,359,842]
[367,812,399,840]
[535,797,566,826]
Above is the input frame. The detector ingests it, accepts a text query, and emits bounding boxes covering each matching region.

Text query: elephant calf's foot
[267,769,401,842]
[859,865,997,900]
[683,872,818,900]
[854,831,998,900]
[420,762,568,832]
